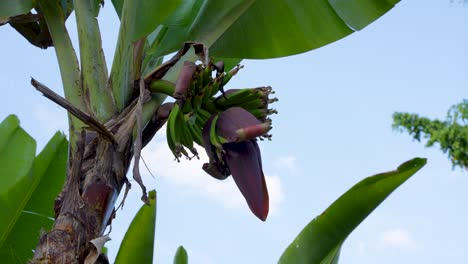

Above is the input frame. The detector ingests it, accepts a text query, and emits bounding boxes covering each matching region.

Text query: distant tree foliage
[450,0,468,5]
[393,99,468,170]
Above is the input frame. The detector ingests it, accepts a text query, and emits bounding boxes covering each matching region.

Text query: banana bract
[203,107,270,221]
[164,58,277,221]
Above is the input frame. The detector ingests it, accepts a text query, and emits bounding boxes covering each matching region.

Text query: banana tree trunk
[31,107,138,263]
[29,39,192,263]
[29,1,208,261]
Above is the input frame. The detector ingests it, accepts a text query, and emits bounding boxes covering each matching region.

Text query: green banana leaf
[0,0,35,21]
[115,190,157,264]
[0,115,36,246]
[133,0,182,41]
[173,246,188,264]
[0,115,68,263]
[109,0,183,109]
[111,0,183,41]
[278,158,426,264]
[110,0,399,99]
[210,0,400,58]
[329,0,400,31]
[140,0,247,75]
[151,0,253,57]
[148,0,399,59]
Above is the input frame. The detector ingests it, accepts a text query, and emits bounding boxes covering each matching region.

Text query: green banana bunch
[149,43,276,221]
[166,104,198,161]
[212,86,278,123]
[164,58,278,161]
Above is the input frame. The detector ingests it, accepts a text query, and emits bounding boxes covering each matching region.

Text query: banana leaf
[173,246,188,264]
[278,158,426,264]
[0,0,34,21]
[0,115,68,263]
[146,0,399,59]
[114,190,157,264]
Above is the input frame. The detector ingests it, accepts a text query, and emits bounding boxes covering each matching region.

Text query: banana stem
[142,25,168,75]
[109,0,137,111]
[133,93,166,141]
[149,80,175,96]
[37,0,85,151]
[73,0,116,122]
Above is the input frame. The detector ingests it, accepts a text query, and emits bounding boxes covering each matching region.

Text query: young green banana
[222,64,243,86]
[167,104,182,161]
[214,89,252,107]
[178,111,198,157]
[187,120,203,146]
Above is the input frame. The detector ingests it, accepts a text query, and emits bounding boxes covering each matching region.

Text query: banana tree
[0,0,400,262]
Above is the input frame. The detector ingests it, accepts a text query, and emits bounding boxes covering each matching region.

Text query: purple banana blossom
[202,107,270,221]
[173,61,196,101]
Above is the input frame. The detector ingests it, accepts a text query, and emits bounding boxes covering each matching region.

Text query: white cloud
[380,228,418,250]
[274,155,296,172]
[141,137,284,215]
[265,174,284,214]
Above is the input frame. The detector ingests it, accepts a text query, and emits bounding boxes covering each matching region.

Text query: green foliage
[328,0,400,30]
[0,0,35,20]
[393,100,468,169]
[115,190,157,264]
[210,0,400,59]
[0,115,68,263]
[0,115,35,246]
[279,158,426,264]
[37,0,86,151]
[146,0,401,59]
[173,246,188,264]
[114,0,183,41]
[108,0,402,62]
[109,0,184,110]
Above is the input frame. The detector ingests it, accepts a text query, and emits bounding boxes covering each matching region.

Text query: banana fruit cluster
[165,60,277,162]
[158,58,277,220]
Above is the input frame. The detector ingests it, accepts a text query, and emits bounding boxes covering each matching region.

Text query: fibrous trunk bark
[31,100,140,263]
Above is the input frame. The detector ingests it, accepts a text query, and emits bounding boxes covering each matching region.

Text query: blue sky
[1,1,467,263]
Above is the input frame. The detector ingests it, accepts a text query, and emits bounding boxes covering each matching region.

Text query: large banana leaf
[111,0,399,100]
[139,0,252,75]
[0,115,68,263]
[0,115,36,246]
[278,158,426,264]
[0,0,34,21]
[149,0,399,59]
[151,0,254,57]
[115,190,157,264]
[112,0,183,41]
